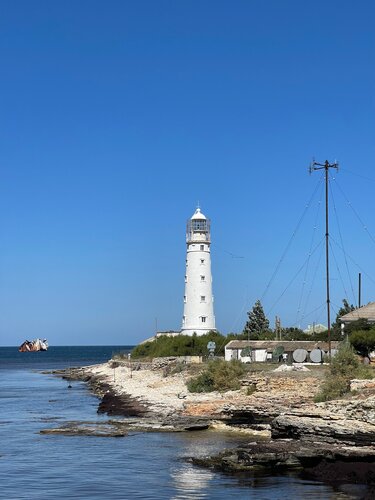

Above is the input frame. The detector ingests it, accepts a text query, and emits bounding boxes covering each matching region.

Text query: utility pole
[358,273,362,308]
[309,159,339,360]
[275,316,281,340]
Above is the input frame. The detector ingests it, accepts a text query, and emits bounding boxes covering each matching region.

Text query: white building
[225,340,340,363]
[181,207,216,336]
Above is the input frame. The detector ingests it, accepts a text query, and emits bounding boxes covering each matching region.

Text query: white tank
[181,207,216,336]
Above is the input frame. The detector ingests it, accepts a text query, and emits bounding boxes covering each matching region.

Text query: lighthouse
[181,207,216,336]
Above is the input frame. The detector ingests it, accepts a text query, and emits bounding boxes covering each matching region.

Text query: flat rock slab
[40,422,127,437]
[40,416,211,438]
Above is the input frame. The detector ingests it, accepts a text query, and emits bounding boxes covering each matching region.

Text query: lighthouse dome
[191,208,206,220]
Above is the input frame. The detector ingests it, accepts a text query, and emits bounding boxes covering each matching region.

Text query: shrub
[349,329,375,357]
[187,360,245,393]
[187,370,215,393]
[314,342,373,402]
[314,374,349,402]
[131,331,227,359]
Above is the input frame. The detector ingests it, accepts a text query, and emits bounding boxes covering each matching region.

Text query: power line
[333,177,375,248]
[297,302,326,327]
[330,236,375,287]
[329,180,357,306]
[295,181,324,326]
[329,240,350,304]
[339,167,375,184]
[228,287,249,334]
[267,237,324,316]
[214,244,244,259]
[300,242,325,326]
[260,173,324,302]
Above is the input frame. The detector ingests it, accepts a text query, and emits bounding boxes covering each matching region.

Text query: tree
[281,327,309,341]
[243,300,269,338]
[331,298,356,335]
[349,329,375,357]
[338,299,356,318]
[345,318,372,335]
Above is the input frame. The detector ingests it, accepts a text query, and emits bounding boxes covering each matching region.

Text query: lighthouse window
[184,295,187,303]
[185,275,188,283]
[200,259,205,264]
[200,296,205,302]
[193,220,207,231]
[200,275,205,282]
[200,245,204,251]
[182,316,186,324]
[201,316,207,323]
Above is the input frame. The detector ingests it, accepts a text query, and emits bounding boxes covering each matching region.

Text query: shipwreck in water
[18,339,49,352]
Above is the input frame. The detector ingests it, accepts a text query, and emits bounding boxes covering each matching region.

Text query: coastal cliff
[52,358,375,489]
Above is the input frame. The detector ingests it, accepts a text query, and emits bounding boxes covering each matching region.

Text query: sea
[0,346,367,499]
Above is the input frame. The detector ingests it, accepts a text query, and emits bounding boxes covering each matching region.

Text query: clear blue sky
[1,1,374,346]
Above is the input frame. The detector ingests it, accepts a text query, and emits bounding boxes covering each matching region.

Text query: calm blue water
[0,346,363,499]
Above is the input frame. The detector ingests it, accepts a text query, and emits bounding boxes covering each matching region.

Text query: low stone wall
[151,356,203,370]
[110,356,203,371]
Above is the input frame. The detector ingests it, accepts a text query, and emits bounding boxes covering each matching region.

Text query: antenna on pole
[309,159,339,361]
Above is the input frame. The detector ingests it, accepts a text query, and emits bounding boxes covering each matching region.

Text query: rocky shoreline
[49,359,375,492]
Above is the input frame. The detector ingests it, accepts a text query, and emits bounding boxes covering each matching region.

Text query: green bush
[187,360,245,393]
[187,370,215,393]
[131,331,227,359]
[349,329,375,357]
[315,342,373,402]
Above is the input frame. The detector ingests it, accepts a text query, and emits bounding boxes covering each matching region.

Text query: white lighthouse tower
[181,207,216,336]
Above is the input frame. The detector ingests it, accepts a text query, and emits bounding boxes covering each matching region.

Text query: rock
[271,414,375,445]
[97,390,151,417]
[274,364,310,372]
[191,439,375,485]
[40,422,127,437]
[351,379,375,392]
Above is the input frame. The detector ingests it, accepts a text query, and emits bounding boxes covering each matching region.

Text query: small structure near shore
[225,340,340,363]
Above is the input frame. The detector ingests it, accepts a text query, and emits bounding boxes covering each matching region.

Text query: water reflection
[171,463,214,499]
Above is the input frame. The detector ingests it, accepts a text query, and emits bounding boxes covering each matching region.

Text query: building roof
[191,207,206,220]
[225,340,340,352]
[339,302,375,323]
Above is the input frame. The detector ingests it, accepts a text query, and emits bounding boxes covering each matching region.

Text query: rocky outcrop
[191,440,375,485]
[50,362,375,491]
[97,390,151,417]
[40,416,210,437]
[272,414,375,445]
[40,422,128,437]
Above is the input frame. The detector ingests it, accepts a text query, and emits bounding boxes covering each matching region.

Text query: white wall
[181,239,215,336]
